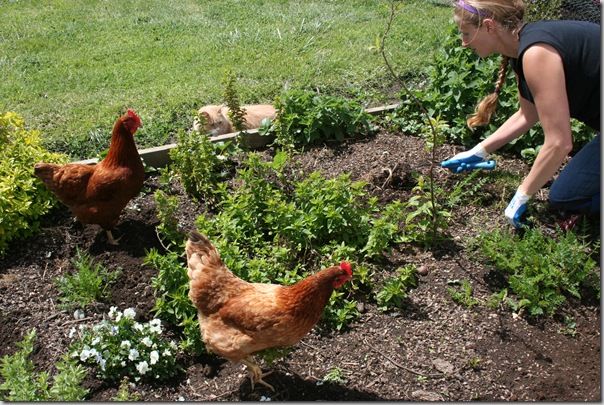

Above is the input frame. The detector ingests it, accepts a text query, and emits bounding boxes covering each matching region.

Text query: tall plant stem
[378,0,440,246]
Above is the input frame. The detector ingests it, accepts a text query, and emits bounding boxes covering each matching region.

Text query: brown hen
[34,110,145,245]
[185,231,352,390]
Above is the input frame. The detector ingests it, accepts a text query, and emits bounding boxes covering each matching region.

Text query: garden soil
[0,130,600,401]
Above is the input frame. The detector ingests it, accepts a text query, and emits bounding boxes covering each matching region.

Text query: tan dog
[193,104,276,136]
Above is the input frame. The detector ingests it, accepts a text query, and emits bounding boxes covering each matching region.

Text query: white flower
[136,361,149,375]
[149,350,159,365]
[163,349,172,357]
[115,311,123,322]
[80,349,91,362]
[149,319,162,334]
[128,349,140,361]
[123,308,136,320]
[141,337,153,347]
[92,337,101,346]
[121,340,131,349]
[110,325,119,336]
[121,361,126,367]
[133,322,144,332]
[108,306,118,319]
[169,341,178,350]
[68,327,77,339]
[99,358,106,370]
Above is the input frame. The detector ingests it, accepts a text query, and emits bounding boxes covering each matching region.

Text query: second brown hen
[34,110,145,245]
[185,231,352,390]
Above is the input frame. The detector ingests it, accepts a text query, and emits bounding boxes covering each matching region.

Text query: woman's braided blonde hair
[454,0,525,129]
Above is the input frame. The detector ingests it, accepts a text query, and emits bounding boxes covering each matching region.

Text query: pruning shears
[416,160,496,171]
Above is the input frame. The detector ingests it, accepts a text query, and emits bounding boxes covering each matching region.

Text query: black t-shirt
[510,20,600,131]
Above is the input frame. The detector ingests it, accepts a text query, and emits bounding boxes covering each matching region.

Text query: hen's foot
[241,359,274,391]
[106,230,121,245]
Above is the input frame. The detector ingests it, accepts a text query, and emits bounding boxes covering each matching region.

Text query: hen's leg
[241,358,274,391]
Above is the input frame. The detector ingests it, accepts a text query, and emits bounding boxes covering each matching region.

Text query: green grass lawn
[2,0,453,159]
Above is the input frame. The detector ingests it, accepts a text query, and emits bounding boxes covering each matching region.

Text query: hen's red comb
[127,109,141,126]
[340,261,352,275]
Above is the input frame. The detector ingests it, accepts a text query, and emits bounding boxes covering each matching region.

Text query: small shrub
[221,67,247,132]
[321,366,348,384]
[69,307,181,382]
[0,111,68,256]
[54,247,122,309]
[0,330,88,401]
[154,190,186,250]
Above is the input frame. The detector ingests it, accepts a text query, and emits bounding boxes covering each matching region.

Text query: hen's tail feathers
[186,231,223,267]
[33,163,58,190]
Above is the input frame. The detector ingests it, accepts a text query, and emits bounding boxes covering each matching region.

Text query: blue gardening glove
[441,144,490,173]
[504,188,531,228]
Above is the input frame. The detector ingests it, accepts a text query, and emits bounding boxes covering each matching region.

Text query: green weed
[376,265,418,311]
[447,279,479,308]
[54,247,122,310]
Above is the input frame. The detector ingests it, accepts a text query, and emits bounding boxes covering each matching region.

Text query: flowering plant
[69,307,181,382]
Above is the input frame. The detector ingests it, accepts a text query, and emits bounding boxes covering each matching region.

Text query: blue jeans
[549,134,601,215]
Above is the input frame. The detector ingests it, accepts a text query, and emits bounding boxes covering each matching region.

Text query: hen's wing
[34,163,95,205]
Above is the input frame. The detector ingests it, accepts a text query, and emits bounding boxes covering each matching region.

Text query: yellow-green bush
[0,111,68,255]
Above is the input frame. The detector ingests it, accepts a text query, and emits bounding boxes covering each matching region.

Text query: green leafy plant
[273,90,376,148]
[557,315,578,337]
[0,111,68,256]
[0,330,88,401]
[471,227,599,316]
[54,246,122,309]
[69,307,181,382]
[376,265,418,311]
[467,357,481,371]
[168,127,237,203]
[154,190,186,251]
[447,279,479,308]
